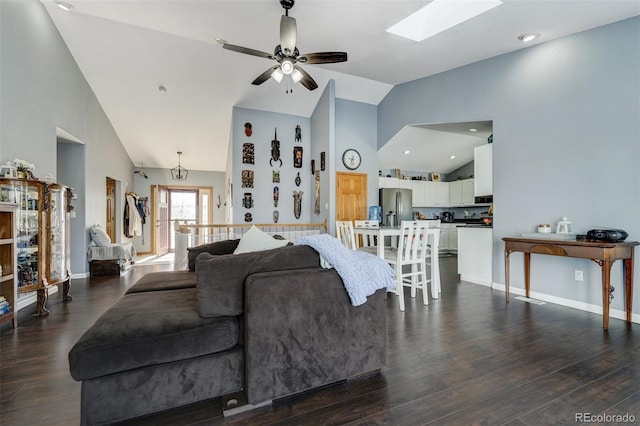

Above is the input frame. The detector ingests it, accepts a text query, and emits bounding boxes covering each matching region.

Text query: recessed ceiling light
[449,155,456,159]
[403,150,411,155]
[386,0,503,42]
[469,128,478,132]
[55,1,74,11]
[518,33,539,42]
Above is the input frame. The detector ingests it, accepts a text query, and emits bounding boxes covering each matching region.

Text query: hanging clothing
[124,194,143,237]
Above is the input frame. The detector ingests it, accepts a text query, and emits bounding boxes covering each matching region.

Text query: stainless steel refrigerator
[379,188,412,226]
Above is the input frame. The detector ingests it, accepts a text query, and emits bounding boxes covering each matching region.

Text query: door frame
[150,184,214,254]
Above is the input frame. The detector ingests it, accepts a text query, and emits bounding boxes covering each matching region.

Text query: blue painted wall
[379,17,640,316]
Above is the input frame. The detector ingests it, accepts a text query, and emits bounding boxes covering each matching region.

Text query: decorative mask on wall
[242,143,254,164]
[273,186,279,207]
[242,192,253,209]
[244,122,253,137]
[272,170,280,183]
[292,190,303,219]
[293,146,303,168]
[295,125,302,143]
[241,170,254,188]
[295,172,301,187]
[270,128,282,167]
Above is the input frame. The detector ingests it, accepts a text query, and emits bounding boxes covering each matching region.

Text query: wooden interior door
[105,178,116,241]
[336,172,367,221]
[152,185,170,256]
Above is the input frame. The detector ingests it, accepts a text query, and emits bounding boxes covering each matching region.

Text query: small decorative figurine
[293,146,303,168]
[242,143,254,164]
[295,172,301,187]
[295,125,302,143]
[244,212,253,222]
[273,186,279,207]
[270,128,282,167]
[244,122,252,137]
[292,190,303,219]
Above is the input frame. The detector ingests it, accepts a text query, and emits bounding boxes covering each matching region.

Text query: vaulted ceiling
[42,0,640,172]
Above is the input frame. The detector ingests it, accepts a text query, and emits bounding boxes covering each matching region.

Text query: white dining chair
[335,220,357,250]
[354,220,379,254]
[421,219,441,295]
[384,220,431,311]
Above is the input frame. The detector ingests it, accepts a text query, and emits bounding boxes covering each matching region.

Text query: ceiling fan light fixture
[291,68,303,83]
[171,151,188,181]
[271,67,284,83]
[281,60,294,75]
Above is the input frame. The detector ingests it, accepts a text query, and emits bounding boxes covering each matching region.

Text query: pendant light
[171,151,188,181]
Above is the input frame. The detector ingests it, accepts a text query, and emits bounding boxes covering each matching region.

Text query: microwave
[475,195,493,204]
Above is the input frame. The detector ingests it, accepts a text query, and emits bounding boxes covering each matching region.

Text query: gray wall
[310,81,335,233]
[335,98,379,214]
[1,1,134,275]
[379,17,640,317]
[132,168,226,253]
[231,107,311,225]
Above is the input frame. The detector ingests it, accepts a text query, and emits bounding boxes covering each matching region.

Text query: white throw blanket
[294,234,395,306]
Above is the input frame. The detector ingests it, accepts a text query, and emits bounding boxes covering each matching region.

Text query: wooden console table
[503,237,638,331]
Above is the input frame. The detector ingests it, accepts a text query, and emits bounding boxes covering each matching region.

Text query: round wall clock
[342,149,361,170]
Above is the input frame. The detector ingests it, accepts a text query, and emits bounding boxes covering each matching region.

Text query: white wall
[1,1,134,274]
[379,17,640,317]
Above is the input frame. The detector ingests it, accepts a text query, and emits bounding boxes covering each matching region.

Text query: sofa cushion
[126,270,196,294]
[196,244,322,317]
[233,225,290,255]
[90,224,111,246]
[69,288,239,381]
[187,239,240,271]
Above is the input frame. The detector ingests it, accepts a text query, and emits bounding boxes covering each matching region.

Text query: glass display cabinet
[0,178,72,316]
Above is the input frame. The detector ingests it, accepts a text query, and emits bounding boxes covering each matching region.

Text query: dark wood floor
[2,257,639,425]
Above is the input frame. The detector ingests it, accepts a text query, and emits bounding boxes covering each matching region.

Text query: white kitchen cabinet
[462,179,475,205]
[378,177,398,188]
[449,181,463,206]
[424,181,449,207]
[449,179,474,206]
[411,181,426,207]
[474,144,493,196]
[457,226,493,286]
[397,179,412,190]
[439,226,449,250]
[448,225,458,252]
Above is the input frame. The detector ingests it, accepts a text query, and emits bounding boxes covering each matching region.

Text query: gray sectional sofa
[68,242,387,425]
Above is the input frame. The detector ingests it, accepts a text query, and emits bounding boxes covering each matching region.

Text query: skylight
[386,0,503,42]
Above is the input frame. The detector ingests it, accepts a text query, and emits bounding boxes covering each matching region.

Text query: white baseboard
[490,282,640,325]
[71,272,90,279]
[460,275,492,287]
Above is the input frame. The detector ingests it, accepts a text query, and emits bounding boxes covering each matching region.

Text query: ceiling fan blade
[280,15,297,56]
[223,43,275,60]
[298,52,348,64]
[252,65,281,86]
[293,65,318,91]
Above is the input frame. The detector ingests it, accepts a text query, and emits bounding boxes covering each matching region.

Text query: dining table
[353,225,441,299]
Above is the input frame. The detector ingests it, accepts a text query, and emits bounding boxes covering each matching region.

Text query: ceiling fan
[222,0,347,91]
